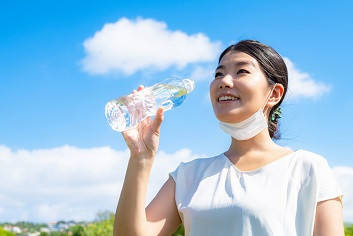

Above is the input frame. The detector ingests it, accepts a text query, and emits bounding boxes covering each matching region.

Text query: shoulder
[292,149,328,166]
[289,149,331,179]
[293,150,343,203]
[173,154,222,175]
[169,154,224,183]
[177,154,222,170]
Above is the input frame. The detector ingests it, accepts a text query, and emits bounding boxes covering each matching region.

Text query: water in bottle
[105,78,195,132]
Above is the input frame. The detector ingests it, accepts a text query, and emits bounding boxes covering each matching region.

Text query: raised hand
[121,85,164,160]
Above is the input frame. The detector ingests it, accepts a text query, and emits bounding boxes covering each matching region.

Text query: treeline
[346,224,353,236]
[67,223,353,236]
[2,214,352,236]
[0,211,184,236]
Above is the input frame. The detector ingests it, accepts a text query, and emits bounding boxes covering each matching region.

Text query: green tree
[172,224,185,236]
[83,211,114,236]
[345,223,353,236]
[70,225,84,236]
[0,227,15,236]
[81,210,185,236]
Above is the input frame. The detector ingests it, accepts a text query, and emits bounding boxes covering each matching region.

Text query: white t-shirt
[169,150,343,236]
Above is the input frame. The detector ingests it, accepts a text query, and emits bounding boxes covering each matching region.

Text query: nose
[219,74,233,89]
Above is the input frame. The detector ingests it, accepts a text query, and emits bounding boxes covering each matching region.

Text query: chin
[212,103,254,123]
[215,112,248,124]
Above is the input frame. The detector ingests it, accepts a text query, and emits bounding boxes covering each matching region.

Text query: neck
[225,128,278,158]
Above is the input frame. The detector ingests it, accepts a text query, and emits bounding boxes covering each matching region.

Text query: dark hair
[218,40,288,140]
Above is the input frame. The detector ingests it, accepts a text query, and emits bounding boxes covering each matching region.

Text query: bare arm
[313,197,344,236]
[114,85,180,236]
[146,177,181,236]
[114,156,155,235]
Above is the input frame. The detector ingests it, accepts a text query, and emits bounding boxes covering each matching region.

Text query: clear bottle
[105,78,195,132]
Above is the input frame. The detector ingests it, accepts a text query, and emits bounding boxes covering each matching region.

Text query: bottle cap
[182,79,195,93]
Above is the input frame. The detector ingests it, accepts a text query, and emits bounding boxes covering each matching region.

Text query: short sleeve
[168,156,220,215]
[169,160,190,182]
[168,161,192,213]
[169,165,179,182]
[317,159,344,203]
[168,161,192,186]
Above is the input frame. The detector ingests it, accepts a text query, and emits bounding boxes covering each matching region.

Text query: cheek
[241,77,266,98]
[209,80,217,97]
[242,86,269,112]
[242,75,260,88]
[209,81,218,109]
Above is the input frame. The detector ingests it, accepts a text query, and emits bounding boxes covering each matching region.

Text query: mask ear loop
[261,83,277,114]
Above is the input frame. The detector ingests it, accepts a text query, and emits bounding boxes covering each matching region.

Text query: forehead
[218,50,259,69]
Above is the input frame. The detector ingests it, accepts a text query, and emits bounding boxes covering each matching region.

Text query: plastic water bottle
[105,78,195,132]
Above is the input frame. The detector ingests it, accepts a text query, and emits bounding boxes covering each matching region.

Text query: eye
[237,69,249,74]
[214,72,223,78]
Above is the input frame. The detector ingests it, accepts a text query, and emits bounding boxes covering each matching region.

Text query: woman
[114,40,344,235]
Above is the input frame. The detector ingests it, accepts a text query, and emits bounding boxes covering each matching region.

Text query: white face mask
[219,85,276,140]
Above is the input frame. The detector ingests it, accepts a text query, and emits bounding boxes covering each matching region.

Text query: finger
[150,107,164,134]
[121,128,133,142]
[141,116,152,128]
[140,116,151,127]
[137,85,144,91]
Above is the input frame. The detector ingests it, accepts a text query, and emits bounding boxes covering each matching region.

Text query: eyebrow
[216,61,256,71]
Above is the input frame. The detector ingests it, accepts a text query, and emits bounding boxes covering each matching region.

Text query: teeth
[218,96,239,102]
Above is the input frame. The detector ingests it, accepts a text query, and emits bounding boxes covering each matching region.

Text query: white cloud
[333,166,353,223]
[284,57,331,100]
[1,144,351,224]
[0,145,197,223]
[36,203,69,223]
[189,64,216,82]
[81,17,222,76]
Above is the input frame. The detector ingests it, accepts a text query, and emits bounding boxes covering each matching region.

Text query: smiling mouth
[217,95,240,102]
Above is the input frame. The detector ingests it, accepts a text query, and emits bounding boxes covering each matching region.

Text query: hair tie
[270,107,282,122]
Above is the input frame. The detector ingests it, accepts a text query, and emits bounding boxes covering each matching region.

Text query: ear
[267,83,285,108]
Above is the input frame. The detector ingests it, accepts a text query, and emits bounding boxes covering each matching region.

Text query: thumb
[150,107,164,134]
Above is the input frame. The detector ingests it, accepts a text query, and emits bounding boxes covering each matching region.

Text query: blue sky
[0,0,352,223]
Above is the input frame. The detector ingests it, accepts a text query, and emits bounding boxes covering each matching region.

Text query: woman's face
[210,50,272,123]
